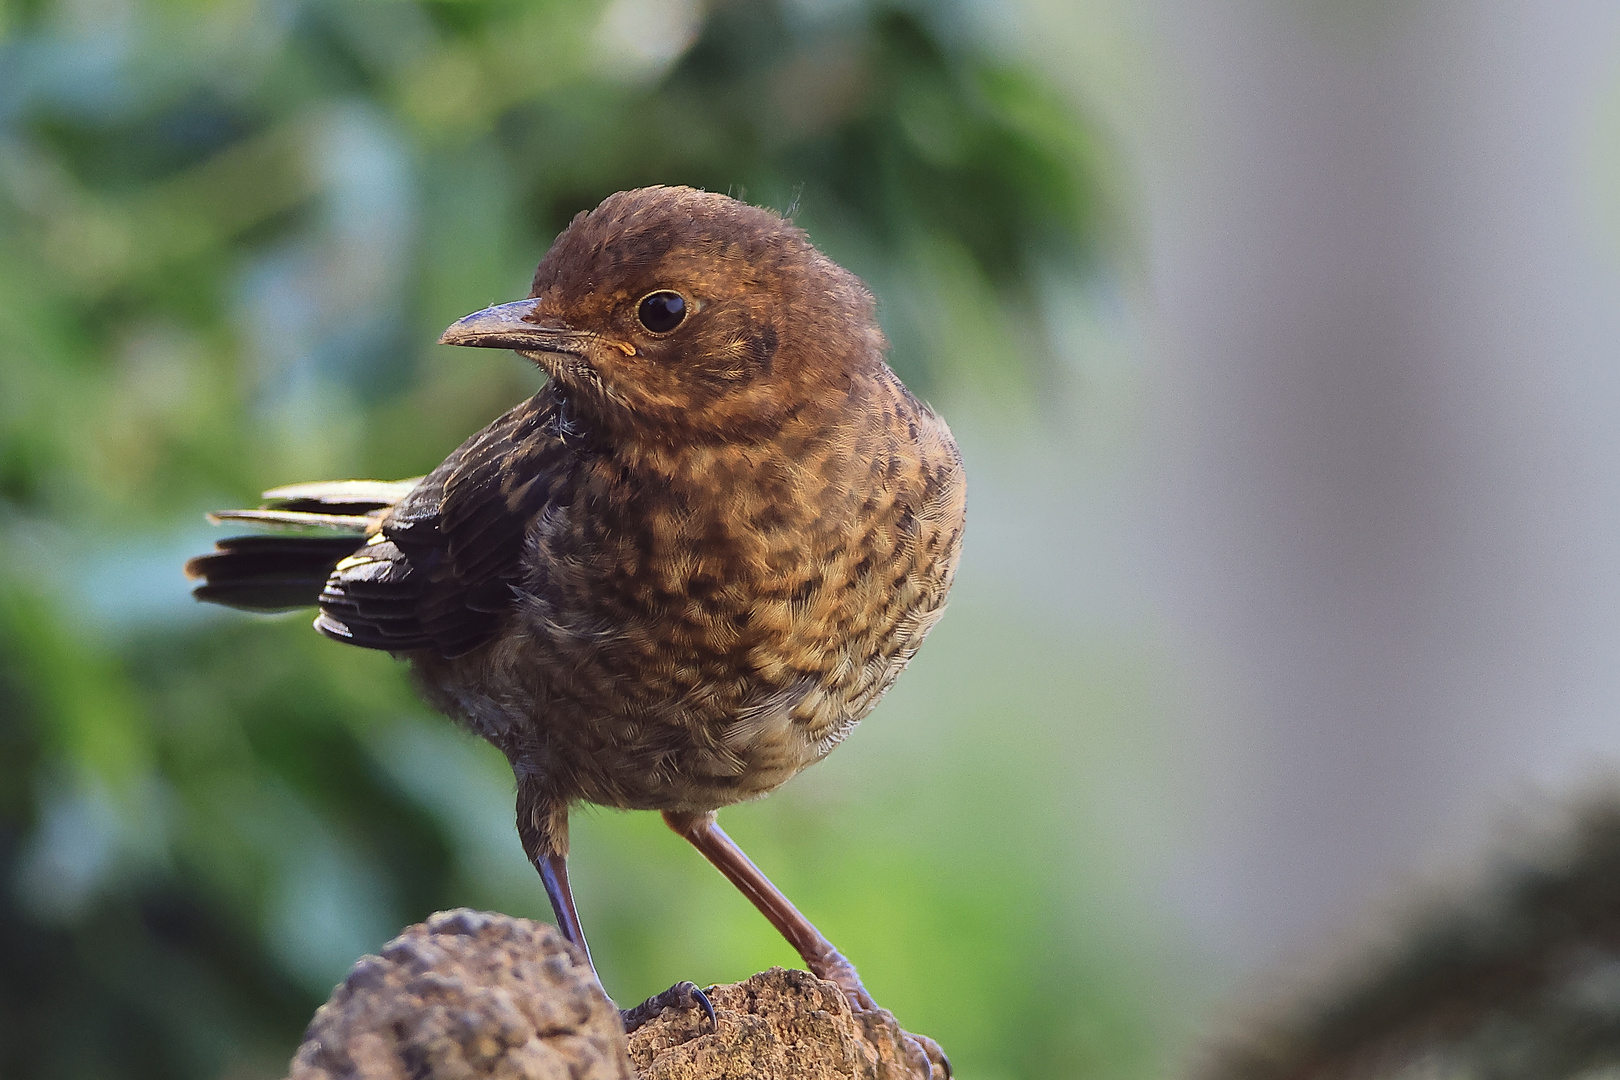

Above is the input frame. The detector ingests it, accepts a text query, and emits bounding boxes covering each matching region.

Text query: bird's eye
[636,291,687,334]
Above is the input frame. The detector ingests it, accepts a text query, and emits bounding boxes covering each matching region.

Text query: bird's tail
[184,479,420,612]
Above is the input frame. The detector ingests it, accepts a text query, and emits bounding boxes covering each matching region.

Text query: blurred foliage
[0,0,1151,1077]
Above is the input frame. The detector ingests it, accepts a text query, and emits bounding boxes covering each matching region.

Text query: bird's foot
[905,1031,953,1079]
[620,980,716,1034]
[807,950,951,1077]
[806,948,878,1013]
[847,1003,953,1079]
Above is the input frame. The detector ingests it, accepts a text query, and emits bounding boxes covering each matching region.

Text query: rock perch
[287,910,946,1080]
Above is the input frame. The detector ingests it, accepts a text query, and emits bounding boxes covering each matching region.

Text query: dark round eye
[636,291,687,334]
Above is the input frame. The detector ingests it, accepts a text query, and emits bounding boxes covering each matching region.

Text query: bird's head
[438,186,886,444]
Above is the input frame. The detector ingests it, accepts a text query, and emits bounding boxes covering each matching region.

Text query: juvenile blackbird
[186,186,965,1060]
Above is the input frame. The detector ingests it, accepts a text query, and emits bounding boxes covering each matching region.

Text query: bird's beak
[438,299,590,354]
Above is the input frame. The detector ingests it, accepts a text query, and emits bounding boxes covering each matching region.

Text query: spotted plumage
[186,187,963,1071]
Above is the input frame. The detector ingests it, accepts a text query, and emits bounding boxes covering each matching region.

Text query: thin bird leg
[518,782,715,1033]
[664,811,955,1076]
[663,809,876,1012]
[515,782,594,970]
[536,853,592,968]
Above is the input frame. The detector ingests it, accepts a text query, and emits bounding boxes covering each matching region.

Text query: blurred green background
[0,1,1186,1077]
[17,0,1620,1076]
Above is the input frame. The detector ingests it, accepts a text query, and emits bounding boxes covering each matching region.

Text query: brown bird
[186,186,965,1065]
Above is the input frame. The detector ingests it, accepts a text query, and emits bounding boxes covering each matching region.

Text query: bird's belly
[414,607,926,814]
[528,653,877,813]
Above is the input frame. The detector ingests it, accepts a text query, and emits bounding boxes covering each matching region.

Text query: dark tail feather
[186,535,365,612]
[185,478,421,612]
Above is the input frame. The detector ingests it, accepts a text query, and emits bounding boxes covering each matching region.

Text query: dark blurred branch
[1197,797,1620,1079]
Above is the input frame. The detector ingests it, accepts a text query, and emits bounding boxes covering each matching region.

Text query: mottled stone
[627,967,942,1080]
[286,912,945,1080]
[286,911,632,1080]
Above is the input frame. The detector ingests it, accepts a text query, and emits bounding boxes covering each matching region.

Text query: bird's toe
[619,980,716,1034]
[907,1031,952,1079]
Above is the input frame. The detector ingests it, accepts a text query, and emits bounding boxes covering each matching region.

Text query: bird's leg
[662,809,875,1010]
[663,810,952,1077]
[515,782,594,969]
[516,781,713,1033]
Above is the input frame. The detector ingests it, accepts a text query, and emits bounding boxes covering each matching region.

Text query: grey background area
[1008,0,1620,979]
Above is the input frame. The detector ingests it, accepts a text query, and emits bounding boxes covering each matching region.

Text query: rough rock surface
[286,911,944,1080]
[626,966,942,1080]
[287,909,633,1080]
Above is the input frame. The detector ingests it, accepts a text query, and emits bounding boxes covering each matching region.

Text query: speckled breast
[429,381,966,814]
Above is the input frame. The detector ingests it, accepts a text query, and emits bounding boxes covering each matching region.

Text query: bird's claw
[620,980,716,1034]
[833,970,950,1080]
[907,1031,953,1079]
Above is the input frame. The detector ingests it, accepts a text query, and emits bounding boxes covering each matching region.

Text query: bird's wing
[314,388,570,658]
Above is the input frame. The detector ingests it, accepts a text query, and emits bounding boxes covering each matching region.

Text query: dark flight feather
[184,535,366,612]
